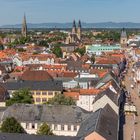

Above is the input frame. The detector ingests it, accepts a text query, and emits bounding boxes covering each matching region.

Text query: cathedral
[66,20,82,44]
[21,14,27,37]
[120,28,127,46]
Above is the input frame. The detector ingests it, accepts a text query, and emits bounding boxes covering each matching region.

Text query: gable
[85,131,106,140]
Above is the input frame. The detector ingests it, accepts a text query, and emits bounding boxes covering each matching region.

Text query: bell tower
[22,14,27,37]
[72,20,76,34]
[77,20,82,40]
[120,28,127,46]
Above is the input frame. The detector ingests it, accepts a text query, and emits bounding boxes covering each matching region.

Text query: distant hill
[1,22,140,28]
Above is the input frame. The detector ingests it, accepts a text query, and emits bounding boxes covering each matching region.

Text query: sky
[0,0,140,25]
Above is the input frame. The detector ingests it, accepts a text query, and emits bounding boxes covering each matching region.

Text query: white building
[13,54,55,66]
[76,89,101,111]
[92,88,119,114]
[63,73,98,89]
[1,104,90,136]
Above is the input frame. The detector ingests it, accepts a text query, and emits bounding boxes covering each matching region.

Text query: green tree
[52,47,62,58]
[1,117,25,133]
[47,94,75,105]
[39,40,49,47]
[94,31,121,42]
[8,36,31,47]
[6,88,33,106]
[74,47,85,56]
[37,123,53,135]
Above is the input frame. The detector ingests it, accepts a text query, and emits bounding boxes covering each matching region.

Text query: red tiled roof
[90,69,109,78]
[0,52,8,59]
[80,89,101,95]
[95,58,118,65]
[21,69,53,81]
[59,71,78,78]
[82,64,91,69]
[64,91,79,100]
[20,53,56,61]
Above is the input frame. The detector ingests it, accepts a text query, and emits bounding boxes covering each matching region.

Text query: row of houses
[0,46,127,140]
[0,103,118,140]
[0,56,126,140]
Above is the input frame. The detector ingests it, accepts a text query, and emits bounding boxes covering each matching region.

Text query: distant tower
[120,28,127,46]
[22,14,27,37]
[72,20,77,34]
[77,20,82,40]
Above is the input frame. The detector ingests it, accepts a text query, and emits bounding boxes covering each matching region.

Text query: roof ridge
[94,108,102,131]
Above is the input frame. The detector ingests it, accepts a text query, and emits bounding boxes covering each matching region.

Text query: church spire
[22,13,27,37]
[73,20,76,28]
[120,28,127,46]
[121,28,127,38]
[78,20,81,28]
[72,20,76,34]
[77,20,82,40]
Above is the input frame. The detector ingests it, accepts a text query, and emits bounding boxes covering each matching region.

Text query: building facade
[86,44,121,55]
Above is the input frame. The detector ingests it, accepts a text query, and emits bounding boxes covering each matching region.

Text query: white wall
[63,81,88,89]
[77,95,96,111]
[21,122,79,136]
[92,95,119,114]
[22,58,55,65]
[0,102,6,107]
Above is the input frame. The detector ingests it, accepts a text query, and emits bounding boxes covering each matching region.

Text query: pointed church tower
[22,14,27,37]
[77,20,82,40]
[120,28,127,46]
[72,20,76,34]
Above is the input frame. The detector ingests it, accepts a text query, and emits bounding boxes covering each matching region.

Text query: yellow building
[32,90,61,104]
[4,80,63,105]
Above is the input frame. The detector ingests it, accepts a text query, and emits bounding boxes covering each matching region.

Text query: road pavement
[123,61,140,140]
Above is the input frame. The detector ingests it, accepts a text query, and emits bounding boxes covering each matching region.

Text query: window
[32,123,35,129]
[61,125,65,131]
[48,91,53,96]
[42,98,47,102]
[68,125,71,131]
[36,98,41,102]
[42,92,47,95]
[74,125,77,131]
[36,92,40,95]
[25,123,29,129]
[54,124,58,130]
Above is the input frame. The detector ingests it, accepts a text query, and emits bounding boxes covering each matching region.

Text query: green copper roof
[86,44,121,52]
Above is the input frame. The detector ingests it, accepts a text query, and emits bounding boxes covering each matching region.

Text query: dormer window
[74,125,77,131]
[32,123,35,129]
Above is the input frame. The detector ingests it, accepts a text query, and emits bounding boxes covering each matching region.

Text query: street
[123,61,140,140]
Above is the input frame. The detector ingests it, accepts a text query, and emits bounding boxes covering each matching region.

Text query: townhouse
[92,88,119,114]
[3,80,62,104]
[0,104,90,136]
[0,104,119,140]
[77,104,118,140]
[76,89,101,111]
[3,68,63,104]
[13,53,56,66]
